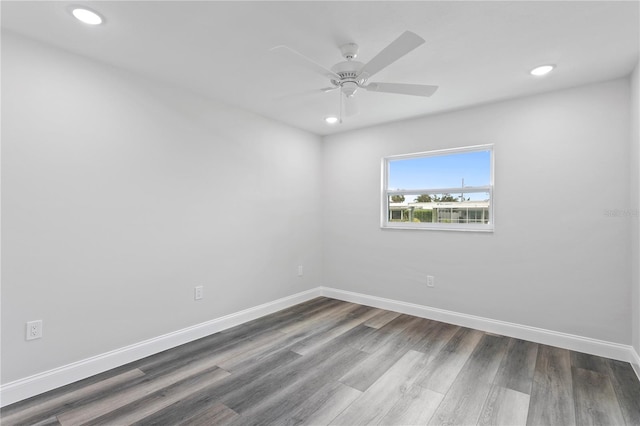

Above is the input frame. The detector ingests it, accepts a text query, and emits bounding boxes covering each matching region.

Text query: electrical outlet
[194,285,204,300]
[298,265,304,277]
[427,275,435,288]
[26,320,43,340]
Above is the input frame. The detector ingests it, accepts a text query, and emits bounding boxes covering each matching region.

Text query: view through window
[382,145,494,231]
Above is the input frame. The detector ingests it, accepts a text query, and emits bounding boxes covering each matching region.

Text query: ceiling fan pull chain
[339,86,343,124]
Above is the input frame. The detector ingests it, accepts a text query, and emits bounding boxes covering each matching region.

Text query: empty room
[1,1,639,425]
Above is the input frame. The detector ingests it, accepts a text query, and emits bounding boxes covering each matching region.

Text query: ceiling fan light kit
[272,31,439,123]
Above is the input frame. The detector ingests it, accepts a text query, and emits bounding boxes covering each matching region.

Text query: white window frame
[381,144,494,232]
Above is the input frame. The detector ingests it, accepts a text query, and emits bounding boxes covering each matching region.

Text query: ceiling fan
[271,31,438,120]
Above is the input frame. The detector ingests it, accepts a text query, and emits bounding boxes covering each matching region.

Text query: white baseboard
[631,347,640,381]
[320,286,639,367]
[0,288,322,408]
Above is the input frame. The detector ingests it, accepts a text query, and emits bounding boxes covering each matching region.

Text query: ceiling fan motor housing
[331,59,367,94]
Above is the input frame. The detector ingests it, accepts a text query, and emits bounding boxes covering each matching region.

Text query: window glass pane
[388,150,491,190]
[387,192,490,224]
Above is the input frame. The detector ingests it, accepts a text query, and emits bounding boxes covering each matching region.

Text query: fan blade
[358,31,425,80]
[365,82,438,97]
[344,96,359,116]
[274,86,338,101]
[270,45,341,80]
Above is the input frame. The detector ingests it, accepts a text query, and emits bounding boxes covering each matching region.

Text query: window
[381,145,494,231]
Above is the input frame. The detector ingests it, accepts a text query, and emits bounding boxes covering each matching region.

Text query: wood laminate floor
[2,297,640,426]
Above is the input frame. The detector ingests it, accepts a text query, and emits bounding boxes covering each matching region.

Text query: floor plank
[572,367,625,426]
[428,334,509,426]
[285,382,362,426]
[607,359,640,425]
[411,320,460,357]
[128,348,301,425]
[526,344,576,426]
[226,344,368,425]
[351,314,422,354]
[363,310,402,329]
[277,299,358,335]
[478,385,530,426]
[570,351,611,374]
[338,316,427,392]
[221,326,369,416]
[338,341,410,392]
[215,328,310,373]
[330,350,431,426]
[87,367,230,426]
[290,305,381,356]
[493,338,538,395]
[174,402,238,426]
[23,416,61,426]
[0,369,145,426]
[56,359,226,425]
[416,327,484,394]
[378,384,443,425]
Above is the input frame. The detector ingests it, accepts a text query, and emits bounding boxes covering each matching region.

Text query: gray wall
[323,78,632,345]
[1,33,323,383]
[632,60,640,360]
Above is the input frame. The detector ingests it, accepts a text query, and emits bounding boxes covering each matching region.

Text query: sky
[388,150,491,201]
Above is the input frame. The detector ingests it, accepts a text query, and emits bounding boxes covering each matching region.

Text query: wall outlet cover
[26,320,43,340]
[194,286,204,300]
[427,276,435,287]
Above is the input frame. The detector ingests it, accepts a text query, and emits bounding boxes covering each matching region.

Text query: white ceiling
[2,1,639,136]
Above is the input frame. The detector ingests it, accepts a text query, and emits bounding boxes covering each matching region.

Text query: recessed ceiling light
[530,65,555,76]
[325,116,339,125]
[71,7,103,25]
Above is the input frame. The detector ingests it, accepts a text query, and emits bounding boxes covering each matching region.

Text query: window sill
[381,223,494,232]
